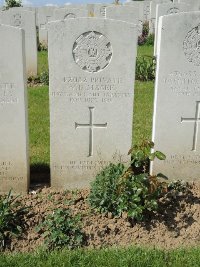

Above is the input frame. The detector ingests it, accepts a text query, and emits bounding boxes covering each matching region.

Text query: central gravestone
[48,18,137,189]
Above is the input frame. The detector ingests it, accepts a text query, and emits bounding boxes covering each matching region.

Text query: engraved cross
[181,101,200,151]
[75,107,108,157]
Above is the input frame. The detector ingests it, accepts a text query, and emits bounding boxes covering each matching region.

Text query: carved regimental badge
[166,7,179,15]
[72,31,112,73]
[183,24,200,66]
[11,14,23,27]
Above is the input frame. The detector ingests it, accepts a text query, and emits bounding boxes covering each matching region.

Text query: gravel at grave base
[4,183,200,253]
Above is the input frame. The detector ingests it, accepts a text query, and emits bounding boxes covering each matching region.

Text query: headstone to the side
[61,4,94,17]
[149,0,171,34]
[48,18,137,189]
[124,1,146,22]
[106,5,142,35]
[179,0,200,11]
[38,6,56,46]
[0,9,37,76]
[151,12,200,181]
[154,3,191,56]
[93,3,111,18]
[10,6,38,27]
[0,24,29,194]
[54,7,88,20]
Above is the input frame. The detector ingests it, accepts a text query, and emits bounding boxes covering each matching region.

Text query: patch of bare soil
[5,183,200,252]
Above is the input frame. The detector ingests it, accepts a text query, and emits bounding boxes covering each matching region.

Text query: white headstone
[124,1,151,22]
[10,6,38,27]
[53,7,88,20]
[154,3,191,55]
[151,12,200,181]
[149,0,171,34]
[0,9,37,76]
[0,24,29,194]
[48,18,137,189]
[106,5,142,35]
[93,3,111,18]
[179,0,200,11]
[38,6,56,46]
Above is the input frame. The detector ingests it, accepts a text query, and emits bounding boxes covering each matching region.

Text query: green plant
[27,70,49,86]
[129,140,166,173]
[167,180,189,199]
[4,0,22,8]
[136,56,156,81]
[142,21,149,37]
[40,70,49,85]
[89,141,167,221]
[38,42,48,52]
[145,34,154,46]
[36,208,85,250]
[0,190,28,250]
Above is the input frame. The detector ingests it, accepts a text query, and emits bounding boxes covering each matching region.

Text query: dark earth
[4,182,200,253]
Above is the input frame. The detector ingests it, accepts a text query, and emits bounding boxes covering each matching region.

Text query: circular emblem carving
[183,24,200,66]
[72,31,112,73]
[64,13,76,19]
[166,7,179,14]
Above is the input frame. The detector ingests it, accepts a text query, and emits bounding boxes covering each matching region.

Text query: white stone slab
[124,1,147,22]
[0,9,37,76]
[154,3,191,56]
[151,12,200,181]
[62,4,94,17]
[179,0,200,11]
[106,6,142,35]
[48,18,137,189]
[38,6,56,46]
[53,7,88,20]
[10,6,38,27]
[149,0,171,34]
[0,24,29,194]
[93,3,112,18]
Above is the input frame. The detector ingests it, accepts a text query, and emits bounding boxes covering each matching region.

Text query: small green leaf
[155,151,166,160]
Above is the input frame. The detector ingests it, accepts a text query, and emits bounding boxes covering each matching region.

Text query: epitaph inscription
[72,31,112,73]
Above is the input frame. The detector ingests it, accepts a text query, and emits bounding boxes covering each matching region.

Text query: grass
[28,85,50,172]
[1,246,200,267]
[137,45,153,57]
[38,51,48,75]
[133,81,154,146]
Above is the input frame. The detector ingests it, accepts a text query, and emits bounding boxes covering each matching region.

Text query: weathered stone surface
[93,3,111,18]
[106,5,142,35]
[151,12,200,181]
[179,0,200,11]
[54,7,88,20]
[38,6,56,46]
[149,0,171,34]
[0,25,29,194]
[48,18,137,189]
[0,9,37,76]
[124,1,151,22]
[154,3,191,55]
